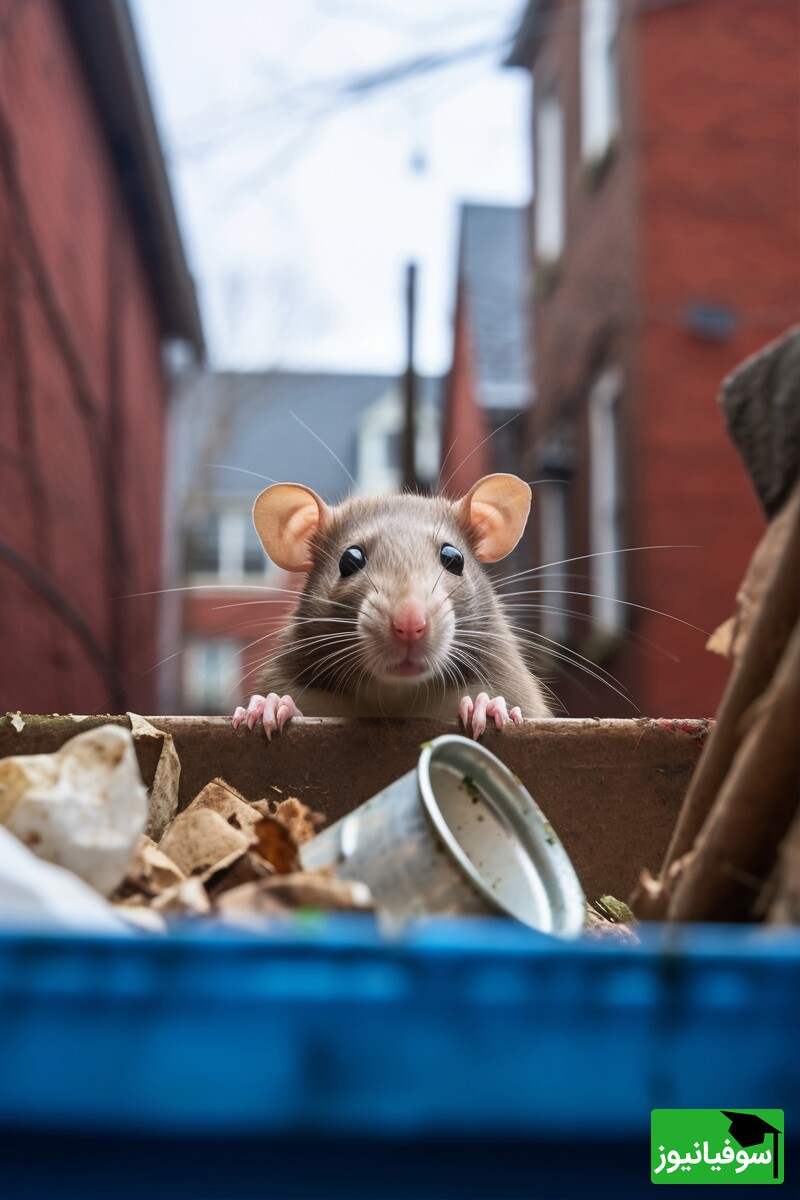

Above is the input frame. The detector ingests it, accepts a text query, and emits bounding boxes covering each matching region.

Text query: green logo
[651,1110,784,1184]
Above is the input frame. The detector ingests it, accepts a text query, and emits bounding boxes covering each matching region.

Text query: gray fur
[256,491,551,718]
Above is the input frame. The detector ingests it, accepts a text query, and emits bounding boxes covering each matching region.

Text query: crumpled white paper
[0,826,131,933]
[0,725,148,896]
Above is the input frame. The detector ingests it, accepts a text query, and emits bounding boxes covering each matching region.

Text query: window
[581,0,619,161]
[535,87,565,261]
[184,513,219,575]
[183,640,242,713]
[356,388,440,494]
[538,482,570,645]
[184,511,267,578]
[588,368,624,633]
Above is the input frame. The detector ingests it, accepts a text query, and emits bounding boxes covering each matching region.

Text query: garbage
[0,826,131,934]
[0,724,148,896]
[159,807,252,877]
[584,896,639,942]
[150,876,212,916]
[301,734,586,938]
[127,713,180,840]
[117,835,186,898]
[216,873,373,925]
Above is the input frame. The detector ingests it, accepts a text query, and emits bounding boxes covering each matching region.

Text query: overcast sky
[132,0,531,376]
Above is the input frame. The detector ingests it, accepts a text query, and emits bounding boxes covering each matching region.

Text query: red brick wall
[441,296,491,500]
[526,0,642,715]
[0,0,167,715]
[525,0,797,718]
[636,0,798,714]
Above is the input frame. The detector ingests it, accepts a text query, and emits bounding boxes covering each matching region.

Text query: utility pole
[402,261,417,491]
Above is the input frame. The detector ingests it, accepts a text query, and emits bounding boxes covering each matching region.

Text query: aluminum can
[301,734,585,936]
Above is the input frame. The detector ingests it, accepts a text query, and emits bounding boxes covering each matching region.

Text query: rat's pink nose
[391,600,427,643]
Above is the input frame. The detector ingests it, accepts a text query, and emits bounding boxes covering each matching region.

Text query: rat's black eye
[339,545,366,577]
[440,544,464,576]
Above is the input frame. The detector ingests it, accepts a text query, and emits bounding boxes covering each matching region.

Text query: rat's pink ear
[455,474,531,562]
[253,483,327,572]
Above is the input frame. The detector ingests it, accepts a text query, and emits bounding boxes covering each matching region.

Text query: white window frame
[581,0,620,161]
[538,482,571,645]
[535,85,565,261]
[183,639,242,713]
[186,509,269,581]
[588,367,624,634]
[219,511,246,578]
[356,387,440,494]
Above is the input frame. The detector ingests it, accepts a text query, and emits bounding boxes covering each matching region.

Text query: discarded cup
[300,734,585,937]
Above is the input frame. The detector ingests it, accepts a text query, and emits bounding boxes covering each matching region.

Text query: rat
[231,473,553,740]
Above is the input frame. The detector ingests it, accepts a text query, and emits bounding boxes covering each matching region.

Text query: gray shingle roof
[458,203,533,410]
[170,370,442,509]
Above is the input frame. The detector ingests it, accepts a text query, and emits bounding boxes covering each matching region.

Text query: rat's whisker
[494,544,698,588]
[440,411,523,497]
[205,464,280,484]
[498,589,708,635]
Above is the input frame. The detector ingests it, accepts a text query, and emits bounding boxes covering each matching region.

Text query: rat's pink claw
[459,693,520,738]
[242,694,267,731]
[486,696,510,729]
[234,693,303,739]
[260,692,304,740]
[470,692,491,739]
[275,695,303,733]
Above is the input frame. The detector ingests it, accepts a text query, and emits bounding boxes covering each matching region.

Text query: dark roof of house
[505,1,552,69]
[59,0,204,356]
[457,203,533,410]
[170,370,443,509]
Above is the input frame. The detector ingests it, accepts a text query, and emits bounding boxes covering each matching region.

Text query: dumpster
[0,714,797,1199]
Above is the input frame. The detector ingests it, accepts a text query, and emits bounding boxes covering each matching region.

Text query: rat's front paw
[459,693,522,740]
[232,693,303,740]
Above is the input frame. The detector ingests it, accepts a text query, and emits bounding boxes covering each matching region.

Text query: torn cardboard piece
[117,835,186,899]
[150,876,212,915]
[202,850,274,899]
[216,872,373,917]
[706,485,800,662]
[270,796,325,846]
[182,778,264,838]
[127,713,181,840]
[159,807,251,877]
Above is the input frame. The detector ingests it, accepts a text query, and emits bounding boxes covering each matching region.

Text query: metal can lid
[418,735,585,938]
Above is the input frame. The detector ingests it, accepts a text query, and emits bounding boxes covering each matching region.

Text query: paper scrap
[118,835,186,898]
[0,725,148,896]
[217,872,373,915]
[151,876,211,915]
[127,713,181,840]
[0,827,132,934]
[159,807,251,877]
[183,778,264,838]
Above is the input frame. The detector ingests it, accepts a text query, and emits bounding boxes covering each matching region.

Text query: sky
[132,0,532,375]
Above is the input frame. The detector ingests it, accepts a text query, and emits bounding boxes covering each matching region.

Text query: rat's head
[252,475,531,695]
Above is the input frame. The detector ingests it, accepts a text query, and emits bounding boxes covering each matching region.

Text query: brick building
[507,0,799,716]
[443,203,533,500]
[0,0,203,715]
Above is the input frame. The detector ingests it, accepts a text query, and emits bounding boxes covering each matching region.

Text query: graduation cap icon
[720,1111,781,1180]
